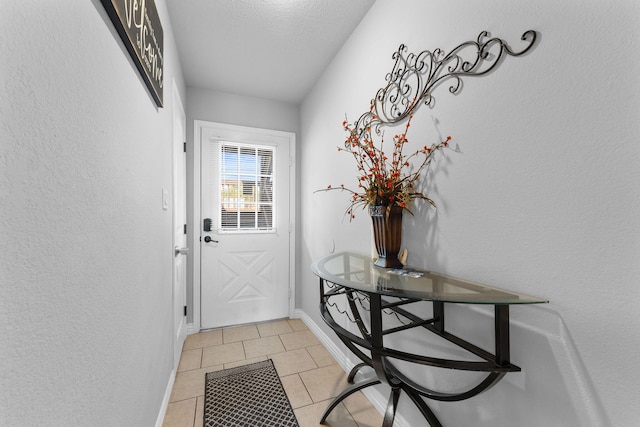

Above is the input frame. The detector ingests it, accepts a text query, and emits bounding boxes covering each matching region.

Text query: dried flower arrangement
[318,110,451,219]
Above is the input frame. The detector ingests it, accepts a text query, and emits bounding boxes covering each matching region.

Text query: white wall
[299,0,640,426]
[0,1,185,425]
[184,88,299,324]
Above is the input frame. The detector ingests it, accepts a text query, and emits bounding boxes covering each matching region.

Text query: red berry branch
[317,114,452,220]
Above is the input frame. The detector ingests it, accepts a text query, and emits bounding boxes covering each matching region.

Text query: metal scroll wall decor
[350,30,537,139]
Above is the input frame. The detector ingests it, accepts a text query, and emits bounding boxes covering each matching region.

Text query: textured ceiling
[165,0,376,104]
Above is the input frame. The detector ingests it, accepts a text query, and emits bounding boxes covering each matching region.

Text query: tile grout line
[190,396,197,427]
[276,330,287,354]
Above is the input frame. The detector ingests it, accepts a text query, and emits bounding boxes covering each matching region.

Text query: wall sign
[101,0,164,107]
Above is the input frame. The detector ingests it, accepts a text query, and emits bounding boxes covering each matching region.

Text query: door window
[218,142,275,232]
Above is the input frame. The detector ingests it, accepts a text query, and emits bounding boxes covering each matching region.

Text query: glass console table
[311,252,548,427]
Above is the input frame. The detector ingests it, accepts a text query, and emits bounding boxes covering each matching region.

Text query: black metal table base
[319,279,521,427]
[320,363,444,427]
[320,376,381,424]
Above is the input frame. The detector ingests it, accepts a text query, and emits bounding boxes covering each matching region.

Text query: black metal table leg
[382,387,401,427]
[495,305,510,366]
[320,377,381,424]
[403,386,443,427]
[348,362,369,383]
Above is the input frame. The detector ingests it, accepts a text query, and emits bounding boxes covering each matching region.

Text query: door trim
[192,120,296,332]
[172,80,187,366]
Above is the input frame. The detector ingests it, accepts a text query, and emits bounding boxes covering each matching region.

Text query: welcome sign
[101,0,164,107]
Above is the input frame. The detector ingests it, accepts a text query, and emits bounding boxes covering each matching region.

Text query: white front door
[172,85,187,367]
[200,124,293,329]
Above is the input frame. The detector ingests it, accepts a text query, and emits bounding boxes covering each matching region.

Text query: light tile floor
[162,318,383,427]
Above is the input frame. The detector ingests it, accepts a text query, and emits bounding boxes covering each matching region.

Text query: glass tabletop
[311,252,548,305]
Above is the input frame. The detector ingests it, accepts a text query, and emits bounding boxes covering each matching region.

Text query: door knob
[175,246,189,256]
[203,236,218,243]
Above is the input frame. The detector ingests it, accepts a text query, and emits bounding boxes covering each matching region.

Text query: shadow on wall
[378,303,611,427]
[400,131,456,270]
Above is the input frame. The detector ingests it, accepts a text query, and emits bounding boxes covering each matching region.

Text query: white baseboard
[156,323,195,427]
[187,322,197,335]
[154,368,177,427]
[294,309,351,370]
[294,309,411,427]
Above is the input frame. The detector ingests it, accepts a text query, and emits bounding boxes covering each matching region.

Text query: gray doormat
[204,359,300,427]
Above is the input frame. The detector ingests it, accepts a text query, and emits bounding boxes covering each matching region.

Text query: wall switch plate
[162,188,169,210]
